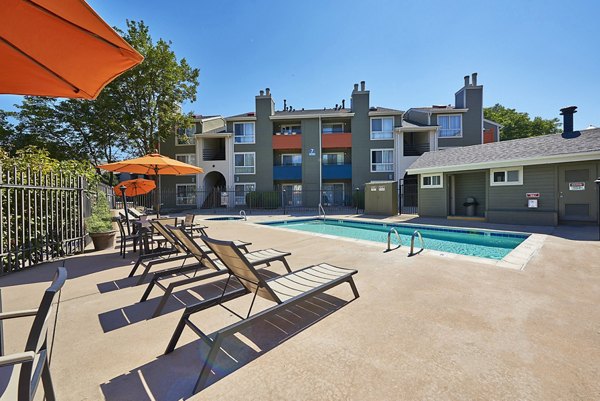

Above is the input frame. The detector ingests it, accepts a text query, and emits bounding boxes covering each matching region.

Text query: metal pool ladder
[239,210,247,221]
[385,227,402,252]
[318,203,326,220]
[409,230,425,256]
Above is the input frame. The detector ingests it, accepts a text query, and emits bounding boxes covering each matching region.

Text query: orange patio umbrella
[98,153,204,176]
[0,0,143,99]
[113,178,156,197]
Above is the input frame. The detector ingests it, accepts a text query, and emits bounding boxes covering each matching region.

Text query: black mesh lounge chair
[0,267,67,401]
[165,236,359,393]
[141,226,292,318]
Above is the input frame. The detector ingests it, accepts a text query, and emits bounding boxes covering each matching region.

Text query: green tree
[0,110,17,151]
[484,104,561,141]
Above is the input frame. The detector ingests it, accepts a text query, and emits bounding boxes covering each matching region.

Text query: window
[279,125,301,135]
[421,174,443,189]
[175,154,196,165]
[438,115,462,138]
[176,125,196,145]
[176,184,196,205]
[370,149,394,172]
[322,123,345,134]
[234,152,255,174]
[282,184,302,206]
[234,122,255,144]
[281,154,302,166]
[234,183,255,205]
[322,183,345,206]
[370,117,394,140]
[490,167,523,186]
[322,152,344,165]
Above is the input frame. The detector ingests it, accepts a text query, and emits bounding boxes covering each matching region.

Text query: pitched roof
[274,108,353,117]
[407,129,600,172]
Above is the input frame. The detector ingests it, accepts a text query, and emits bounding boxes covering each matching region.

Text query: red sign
[526,193,540,198]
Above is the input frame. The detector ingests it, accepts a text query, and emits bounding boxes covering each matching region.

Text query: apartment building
[160,73,499,210]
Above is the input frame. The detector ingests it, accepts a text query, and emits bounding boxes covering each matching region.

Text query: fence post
[282,190,286,215]
[78,177,85,253]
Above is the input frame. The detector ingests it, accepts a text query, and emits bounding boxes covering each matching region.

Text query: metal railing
[0,166,87,274]
[385,228,402,252]
[409,230,425,256]
[318,203,326,219]
[239,210,247,221]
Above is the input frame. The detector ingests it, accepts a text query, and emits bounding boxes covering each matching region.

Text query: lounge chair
[141,226,292,318]
[182,214,208,236]
[0,267,67,401]
[165,236,359,392]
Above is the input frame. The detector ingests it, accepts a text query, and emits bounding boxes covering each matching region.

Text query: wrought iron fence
[399,178,418,214]
[0,167,87,275]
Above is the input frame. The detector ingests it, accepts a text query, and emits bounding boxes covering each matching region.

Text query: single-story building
[406,114,600,226]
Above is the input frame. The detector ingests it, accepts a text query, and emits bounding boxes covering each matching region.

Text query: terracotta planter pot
[89,231,116,251]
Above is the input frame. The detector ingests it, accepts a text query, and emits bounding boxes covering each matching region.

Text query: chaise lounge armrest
[0,309,38,320]
[0,351,35,367]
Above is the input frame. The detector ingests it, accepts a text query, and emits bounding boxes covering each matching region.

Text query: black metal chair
[116,217,137,258]
[0,267,67,401]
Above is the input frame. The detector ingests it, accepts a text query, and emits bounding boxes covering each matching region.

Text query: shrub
[245,191,281,209]
[86,192,114,233]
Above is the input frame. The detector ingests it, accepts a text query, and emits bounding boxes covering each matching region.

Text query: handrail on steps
[409,230,425,256]
[385,227,402,252]
[239,210,247,221]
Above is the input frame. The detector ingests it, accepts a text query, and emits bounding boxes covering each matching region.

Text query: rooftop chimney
[464,75,470,87]
[353,83,359,91]
[342,99,345,109]
[560,106,577,133]
[471,72,478,86]
[360,81,366,91]
[259,90,264,96]
[283,99,287,111]
[265,87,270,95]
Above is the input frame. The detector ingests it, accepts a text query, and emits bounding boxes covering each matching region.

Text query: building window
[234,152,255,174]
[281,154,302,166]
[176,184,196,205]
[370,117,394,140]
[490,167,523,186]
[279,125,301,135]
[234,122,255,144]
[322,183,345,206]
[282,184,302,206]
[438,115,462,138]
[370,149,394,172]
[176,125,196,145]
[234,183,255,205]
[175,154,196,165]
[421,174,443,189]
[322,123,345,134]
[322,152,344,165]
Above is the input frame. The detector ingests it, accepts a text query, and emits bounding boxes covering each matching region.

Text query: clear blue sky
[2,0,599,129]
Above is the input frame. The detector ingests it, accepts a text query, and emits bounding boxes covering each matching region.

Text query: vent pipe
[464,75,470,87]
[265,87,270,95]
[360,81,366,91]
[560,106,577,133]
[342,99,345,109]
[283,99,287,111]
[353,83,359,91]
[471,72,478,86]
[259,90,264,96]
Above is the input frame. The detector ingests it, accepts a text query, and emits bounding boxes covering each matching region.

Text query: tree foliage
[484,104,561,141]
[6,20,199,164]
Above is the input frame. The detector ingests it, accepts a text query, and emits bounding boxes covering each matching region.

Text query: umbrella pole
[154,167,161,218]
[120,185,130,235]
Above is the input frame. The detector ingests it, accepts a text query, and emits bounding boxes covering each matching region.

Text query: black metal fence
[0,167,87,275]
[399,178,418,214]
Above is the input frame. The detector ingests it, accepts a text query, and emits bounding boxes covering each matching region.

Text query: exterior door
[558,163,598,222]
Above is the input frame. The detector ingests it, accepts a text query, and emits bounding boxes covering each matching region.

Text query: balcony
[273,165,302,180]
[273,134,302,150]
[322,163,352,180]
[403,143,430,156]
[322,133,351,148]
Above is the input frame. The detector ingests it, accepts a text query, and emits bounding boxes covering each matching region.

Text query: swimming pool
[205,216,244,221]
[260,219,529,260]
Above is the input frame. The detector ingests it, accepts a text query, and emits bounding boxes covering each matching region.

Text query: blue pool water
[205,216,244,221]
[261,219,529,260]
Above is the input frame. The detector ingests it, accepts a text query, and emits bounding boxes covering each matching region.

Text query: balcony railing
[322,163,352,180]
[403,143,430,156]
[273,165,302,180]
[202,148,226,161]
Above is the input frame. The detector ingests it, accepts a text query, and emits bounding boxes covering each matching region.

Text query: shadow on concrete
[100,293,353,401]
[98,270,280,333]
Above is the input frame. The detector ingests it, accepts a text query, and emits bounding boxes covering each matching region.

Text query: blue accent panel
[322,164,352,180]
[273,165,302,180]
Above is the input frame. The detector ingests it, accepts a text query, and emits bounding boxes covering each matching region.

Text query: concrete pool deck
[0,215,599,400]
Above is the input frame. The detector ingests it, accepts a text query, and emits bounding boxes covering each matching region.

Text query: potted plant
[86,192,116,251]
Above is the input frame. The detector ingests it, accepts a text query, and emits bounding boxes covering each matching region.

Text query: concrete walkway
[0,216,599,400]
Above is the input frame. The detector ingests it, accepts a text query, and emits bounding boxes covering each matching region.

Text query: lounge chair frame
[165,236,359,393]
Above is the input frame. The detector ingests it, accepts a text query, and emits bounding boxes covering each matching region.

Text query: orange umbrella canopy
[98,153,204,175]
[0,0,143,99]
[114,178,156,197]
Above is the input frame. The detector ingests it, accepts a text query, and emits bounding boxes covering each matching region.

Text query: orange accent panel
[322,133,352,148]
[483,128,495,143]
[272,134,302,149]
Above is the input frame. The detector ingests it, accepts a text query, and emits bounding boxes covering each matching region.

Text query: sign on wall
[308,148,316,156]
[568,182,585,191]
[526,193,540,198]
[527,199,538,208]
[220,192,229,206]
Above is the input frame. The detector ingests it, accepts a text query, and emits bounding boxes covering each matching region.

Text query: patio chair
[165,236,359,393]
[182,214,208,236]
[0,267,67,401]
[141,226,291,318]
[116,217,137,258]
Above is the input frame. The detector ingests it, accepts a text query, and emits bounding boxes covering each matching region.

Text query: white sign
[528,199,538,208]
[220,192,229,206]
[308,148,316,156]
[378,186,385,191]
[568,182,585,191]
[526,193,540,198]
[370,187,377,192]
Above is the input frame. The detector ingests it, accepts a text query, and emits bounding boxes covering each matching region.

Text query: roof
[274,108,353,117]
[227,106,402,120]
[410,106,469,113]
[400,119,437,129]
[407,129,600,173]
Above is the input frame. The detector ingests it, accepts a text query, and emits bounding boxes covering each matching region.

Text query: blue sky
[2,0,599,129]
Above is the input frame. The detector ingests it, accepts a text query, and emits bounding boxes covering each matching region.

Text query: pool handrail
[318,203,326,220]
[385,227,402,252]
[239,210,247,221]
[409,230,425,256]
